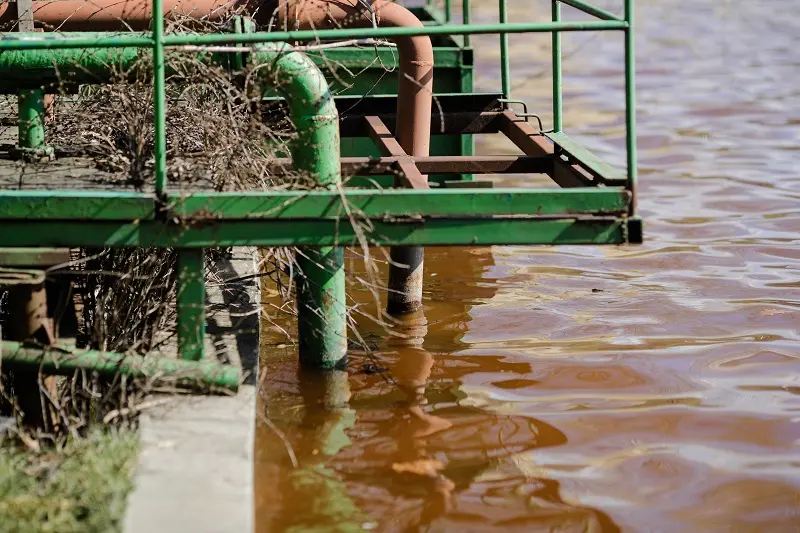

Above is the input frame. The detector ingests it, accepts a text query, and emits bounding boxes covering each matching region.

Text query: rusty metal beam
[494,111,593,188]
[268,155,552,176]
[364,116,428,189]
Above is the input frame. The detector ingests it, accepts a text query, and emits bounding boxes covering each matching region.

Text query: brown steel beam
[268,155,551,176]
[340,110,505,137]
[364,116,428,189]
[494,111,593,188]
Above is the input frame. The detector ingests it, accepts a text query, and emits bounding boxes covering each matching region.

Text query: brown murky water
[255,1,800,531]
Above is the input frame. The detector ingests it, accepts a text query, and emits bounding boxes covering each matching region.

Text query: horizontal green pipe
[0,191,154,219]
[0,45,221,92]
[558,0,622,21]
[0,217,642,247]
[165,21,628,44]
[0,21,627,51]
[0,33,154,51]
[0,189,630,220]
[171,189,631,219]
[1,341,240,393]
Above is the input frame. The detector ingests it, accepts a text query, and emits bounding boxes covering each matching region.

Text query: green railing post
[499,0,511,99]
[17,89,46,150]
[152,0,167,196]
[177,249,206,361]
[552,0,563,132]
[445,0,452,22]
[462,0,471,46]
[624,0,637,214]
[251,44,346,370]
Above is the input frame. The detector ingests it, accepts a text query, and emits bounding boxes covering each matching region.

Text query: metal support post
[552,0,563,132]
[624,0,637,214]
[177,249,206,361]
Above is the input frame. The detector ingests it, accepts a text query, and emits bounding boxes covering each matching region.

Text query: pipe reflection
[257,246,620,531]
[385,308,456,526]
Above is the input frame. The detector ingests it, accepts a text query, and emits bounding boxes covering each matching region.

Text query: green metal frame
[0,0,639,387]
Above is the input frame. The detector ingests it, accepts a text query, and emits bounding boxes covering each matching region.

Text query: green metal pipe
[557,0,621,21]
[0,46,144,92]
[462,0,471,46]
[498,0,511,99]
[552,0,563,132]
[0,340,240,392]
[0,21,629,51]
[153,0,167,195]
[0,33,154,51]
[177,248,206,361]
[445,0,452,22]
[624,0,637,214]
[17,89,45,148]
[251,44,347,370]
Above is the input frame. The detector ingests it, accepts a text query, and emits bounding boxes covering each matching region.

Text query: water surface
[256,2,800,531]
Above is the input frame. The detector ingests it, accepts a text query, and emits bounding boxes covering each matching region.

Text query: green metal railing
[0,0,638,391]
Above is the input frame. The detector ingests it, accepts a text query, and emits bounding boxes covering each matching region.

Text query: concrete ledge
[123,247,260,533]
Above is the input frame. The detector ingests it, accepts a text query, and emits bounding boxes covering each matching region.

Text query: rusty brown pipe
[0,0,257,31]
[261,0,433,315]
[258,0,433,163]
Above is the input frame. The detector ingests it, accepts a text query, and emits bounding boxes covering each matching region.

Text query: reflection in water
[258,1,800,530]
[257,249,619,531]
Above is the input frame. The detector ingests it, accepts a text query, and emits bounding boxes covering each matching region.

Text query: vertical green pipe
[17,89,46,149]
[152,0,167,195]
[251,44,346,370]
[624,0,637,214]
[499,0,510,99]
[445,0,452,22]
[463,0,471,46]
[552,0,563,132]
[177,249,205,361]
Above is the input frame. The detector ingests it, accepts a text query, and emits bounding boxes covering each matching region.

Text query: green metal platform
[0,0,640,386]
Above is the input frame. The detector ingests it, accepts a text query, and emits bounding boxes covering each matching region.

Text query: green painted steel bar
[17,89,45,148]
[0,33,154,50]
[445,0,452,22]
[0,191,155,219]
[462,0,471,46]
[153,0,167,195]
[169,188,630,219]
[624,0,637,213]
[0,189,630,219]
[557,0,622,21]
[163,21,628,43]
[252,44,347,370]
[0,21,628,52]
[177,249,206,361]
[552,0,563,132]
[545,132,626,181]
[498,0,511,99]
[0,217,642,247]
[1,341,240,392]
